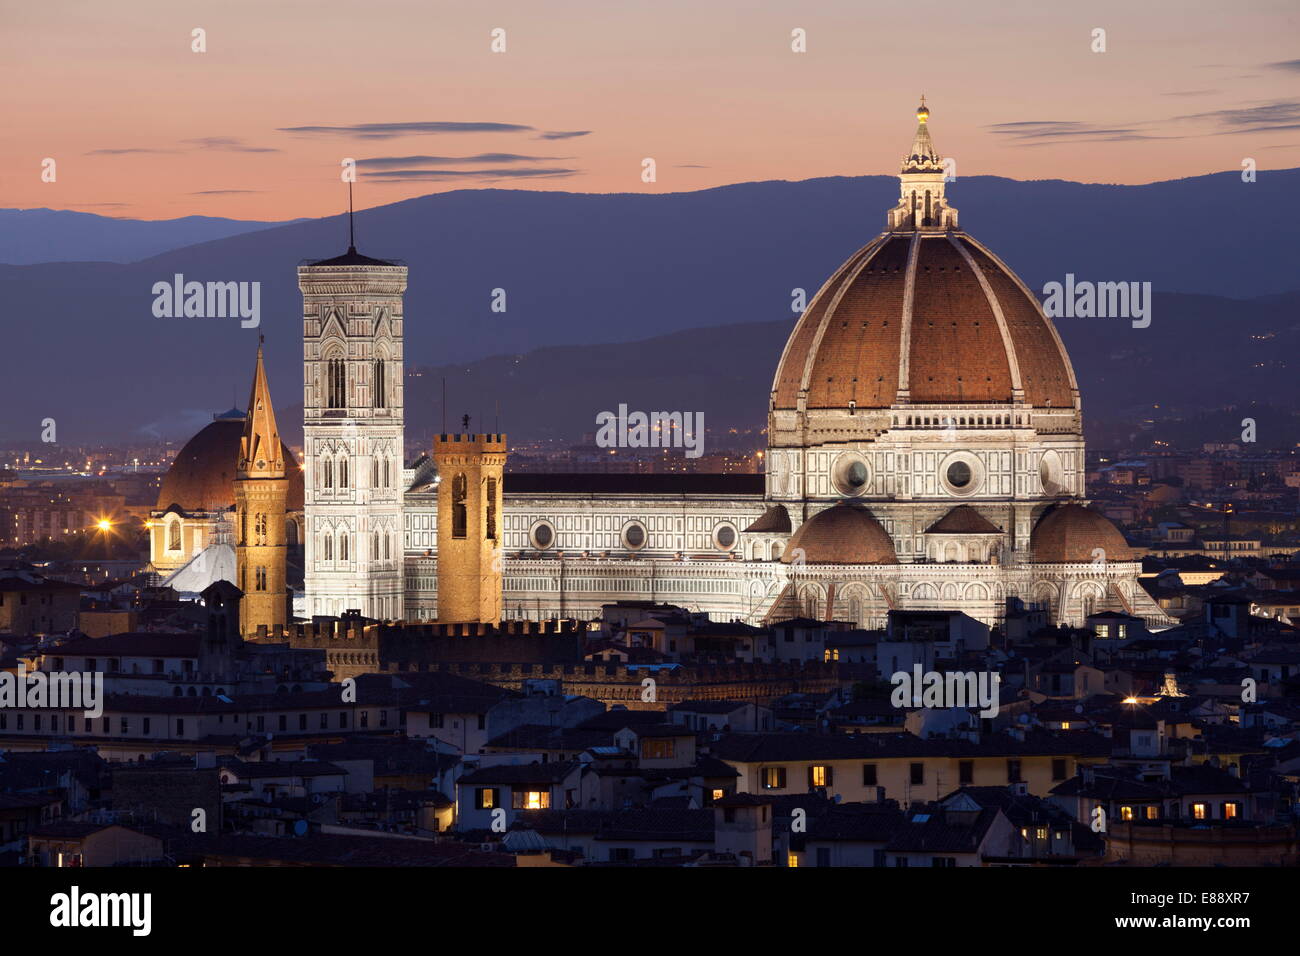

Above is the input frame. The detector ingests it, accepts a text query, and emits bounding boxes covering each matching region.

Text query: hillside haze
[320,290,1297,452]
[1,170,1296,444]
[0,208,302,265]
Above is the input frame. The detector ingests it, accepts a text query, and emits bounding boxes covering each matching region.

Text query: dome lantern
[887,97,958,232]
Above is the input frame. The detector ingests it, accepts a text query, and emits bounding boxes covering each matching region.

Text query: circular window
[714,523,737,551]
[832,453,871,497]
[622,521,647,551]
[940,452,983,497]
[529,520,555,550]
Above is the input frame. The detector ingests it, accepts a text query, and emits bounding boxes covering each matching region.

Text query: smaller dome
[1031,504,1133,563]
[745,504,791,534]
[158,418,303,513]
[782,505,897,565]
[925,505,1002,535]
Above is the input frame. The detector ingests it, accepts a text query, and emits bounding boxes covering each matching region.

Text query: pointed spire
[238,337,285,479]
[903,96,942,172]
[886,97,958,232]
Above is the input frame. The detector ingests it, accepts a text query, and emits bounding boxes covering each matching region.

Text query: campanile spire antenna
[348,180,355,252]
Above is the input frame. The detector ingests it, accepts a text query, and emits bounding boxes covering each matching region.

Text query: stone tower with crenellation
[431,432,506,623]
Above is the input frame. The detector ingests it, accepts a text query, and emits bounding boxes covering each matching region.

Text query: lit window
[1145,806,1159,820]
[711,789,724,802]
[762,767,786,790]
[810,765,829,788]
[641,739,675,760]
[1192,803,1208,820]
[1222,802,1239,820]
[512,790,549,810]
[1061,721,1071,730]
[1120,806,1134,822]
[787,853,799,868]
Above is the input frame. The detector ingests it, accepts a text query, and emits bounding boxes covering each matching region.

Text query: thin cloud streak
[85,147,178,155]
[356,153,565,168]
[277,121,535,139]
[1172,100,1300,135]
[183,137,280,153]
[363,167,579,182]
[985,121,1166,144]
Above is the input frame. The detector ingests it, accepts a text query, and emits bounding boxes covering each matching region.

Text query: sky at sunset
[4,0,1299,221]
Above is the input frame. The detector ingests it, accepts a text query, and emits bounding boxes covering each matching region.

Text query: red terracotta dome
[157,416,303,513]
[771,233,1077,412]
[1030,504,1133,563]
[781,504,898,565]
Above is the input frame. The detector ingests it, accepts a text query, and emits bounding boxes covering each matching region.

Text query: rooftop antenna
[348,180,356,252]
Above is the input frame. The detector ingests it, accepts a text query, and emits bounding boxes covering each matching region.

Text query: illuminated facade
[233,342,289,637]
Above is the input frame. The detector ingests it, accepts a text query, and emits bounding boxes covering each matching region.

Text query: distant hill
[1,170,1297,444]
[0,208,302,265]
[271,289,1300,452]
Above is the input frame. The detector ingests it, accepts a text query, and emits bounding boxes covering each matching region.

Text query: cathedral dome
[157,415,303,513]
[771,104,1077,415]
[1030,504,1133,563]
[771,233,1076,411]
[781,504,897,565]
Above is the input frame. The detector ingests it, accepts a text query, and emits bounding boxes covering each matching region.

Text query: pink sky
[4,0,1299,220]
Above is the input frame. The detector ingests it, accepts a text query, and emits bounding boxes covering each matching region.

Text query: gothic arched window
[374,360,386,409]
[340,533,349,562]
[340,456,349,489]
[323,458,334,490]
[327,358,346,409]
[167,519,182,552]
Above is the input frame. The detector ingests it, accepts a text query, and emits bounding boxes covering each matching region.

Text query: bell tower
[431,430,506,623]
[299,225,408,622]
[234,340,288,637]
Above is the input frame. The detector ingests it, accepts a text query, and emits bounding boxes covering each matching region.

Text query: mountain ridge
[2,170,1296,443]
